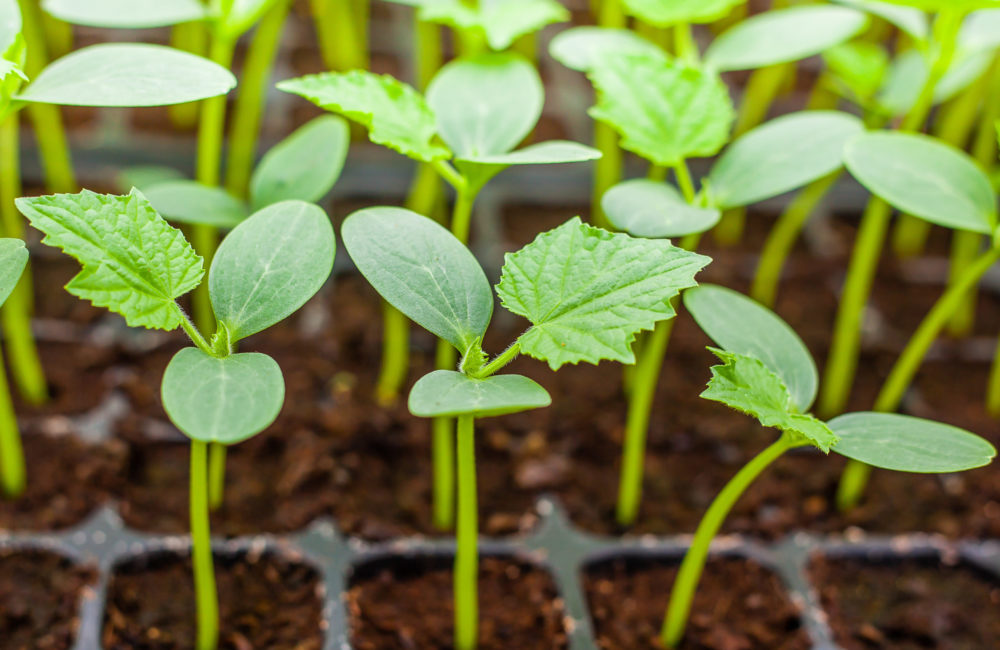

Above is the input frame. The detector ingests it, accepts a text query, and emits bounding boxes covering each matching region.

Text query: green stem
[987,332,1000,417]
[662,434,795,647]
[454,413,478,650]
[169,22,209,129]
[40,10,72,59]
[673,23,698,64]
[673,160,696,203]
[945,230,983,337]
[311,0,368,71]
[433,341,457,530]
[450,187,476,245]
[375,302,409,405]
[208,442,226,510]
[0,342,24,499]
[190,440,219,650]
[590,0,625,230]
[471,342,520,379]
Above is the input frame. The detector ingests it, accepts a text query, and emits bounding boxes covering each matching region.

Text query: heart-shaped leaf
[602,179,721,238]
[41,0,206,28]
[142,180,249,228]
[409,369,551,418]
[0,238,27,307]
[548,27,665,72]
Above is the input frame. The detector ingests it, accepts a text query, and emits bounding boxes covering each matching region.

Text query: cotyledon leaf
[408,369,551,418]
[0,238,27,307]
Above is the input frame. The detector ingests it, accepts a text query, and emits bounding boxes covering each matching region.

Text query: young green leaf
[249,115,349,211]
[0,238,27,307]
[342,207,493,355]
[548,27,665,73]
[829,412,996,472]
[209,201,335,344]
[684,284,818,413]
[277,71,450,162]
[16,189,203,330]
[707,111,864,210]
[416,0,569,51]
[844,131,997,235]
[602,179,721,238]
[456,141,602,195]
[408,370,551,418]
[833,0,928,42]
[622,0,743,26]
[823,42,890,105]
[588,53,734,167]
[704,6,869,72]
[41,0,206,28]
[161,348,285,445]
[142,180,249,228]
[496,217,711,369]
[16,44,237,106]
[702,349,837,452]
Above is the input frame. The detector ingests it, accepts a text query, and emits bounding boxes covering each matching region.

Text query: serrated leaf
[42,0,206,28]
[588,53,734,167]
[277,71,450,162]
[602,179,721,238]
[622,0,744,27]
[548,27,665,73]
[15,189,203,330]
[418,0,568,51]
[408,370,551,418]
[161,348,284,445]
[497,217,711,369]
[142,180,249,227]
[0,238,27,307]
[702,349,837,452]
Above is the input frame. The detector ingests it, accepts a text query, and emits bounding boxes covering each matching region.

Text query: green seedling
[0,238,27,497]
[16,190,335,650]
[342,206,708,650]
[662,283,996,648]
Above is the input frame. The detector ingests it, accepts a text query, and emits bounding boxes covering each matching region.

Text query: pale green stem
[0,340,24,499]
[208,442,226,511]
[169,22,209,129]
[375,302,409,406]
[590,0,625,229]
[454,413,478,650]
[190,440,219,650]
[311,0,368,71]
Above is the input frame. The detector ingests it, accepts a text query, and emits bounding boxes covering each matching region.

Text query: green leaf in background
[602,179,721,238]
[702,348,838,452]
[548,27,665,72]
[15,189,203,330]
[457,141,601,194]
[833,0,928,42]
[823,42,890,105]
[142,180,249,228]
[497,217,711,369]
[427,53,542,159]
[219,0,282,37]
[707,111,864,210]
[42,0,206,28]
[418,0,569,51]
[161,348,284,445]
[0,238,27,307]
[250,115,349,210]
[408,370,551,418]
[704,5,869,72]
[16,44,237,107]
[876,0,1000,12]
[342,207,493,354]
[209,201,335,343]
[829,412,996,472]
[0,0,20,53]
[877,49,995,117]
[845,131,997,235]
[622,0,744,27]
[277,71,450,162]
[684,284,818,412]
[118,165,186,193]
[588,53,734,167]
[959,9,1000,52]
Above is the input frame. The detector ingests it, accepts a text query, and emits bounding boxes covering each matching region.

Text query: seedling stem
[455,413,478,650]
[0,341,24,498]
[190,439,219,650]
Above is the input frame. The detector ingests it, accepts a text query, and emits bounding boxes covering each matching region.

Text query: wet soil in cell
[0,549,96,650]
[102,550,323,650]
[584,555,810,649]
[348,555,567,650]
[811,554,1000,649]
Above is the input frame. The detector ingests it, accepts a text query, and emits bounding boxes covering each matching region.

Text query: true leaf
[0,238,27,307]
[277,71,450,162]
[41,0,205,28]
[161,348,284,445]
[250,115,349,210]
[209,201,335,343]
[548,27,665,72]
[707,111,864,209]
[833,0,928,41]
[844,131,997,235]
[704,6,869,72]
[408,370,551,418]
[342,207,493,354]
[417,0,569,51]
[16,44,237,106]
[829,412,996,472]
[588,53,734,167]
[496,217,711,369]
[683,284,818,412]
[142,180,249,228]
[622,0,744,26]
[16,189,203,330]
[602,179,721,238]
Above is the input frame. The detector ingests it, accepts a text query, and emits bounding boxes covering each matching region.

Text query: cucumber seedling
[342,207,709,650]
[661,283,996,648]
[16,190,335,650]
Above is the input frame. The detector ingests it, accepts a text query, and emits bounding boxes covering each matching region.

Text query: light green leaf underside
[277,71,450,162]
[845,131,997,235]
[210,201,335,343]
[548,27,665,73]
[0,0,20,53]
[418,0,569,51]
[17,44,237,106]
[602,179,721,238]
[161,348,285,445]
[588,53,734,167]
[829,412,996,473]
[342,207,493,354]
[832,0,927,41]
[142,180,249,227]
[408,370,551,418]
[702,349,837,452]
[497,217,711,369]
[15,189,203,330]
[877,49,994,117]
[0,238,27,307]
[118,165,186,193]
[960,9,1000,53]
[459,141,602,165]
[684,284,818,413]
[623,0,744,26]
[41,0,205,28]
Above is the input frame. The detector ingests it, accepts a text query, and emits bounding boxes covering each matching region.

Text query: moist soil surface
[102,551,323,650]
[811,554,1000,649]
[0,549,96,650]
[348,555,567,649]
[585,555,810,649]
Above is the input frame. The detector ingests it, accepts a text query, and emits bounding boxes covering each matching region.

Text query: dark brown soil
[0,549,96,650]
[811,554,1000,649]
[102,550,323,650]
[348,555,567,649]
[15,341,115,417]
[585,555,809,649]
